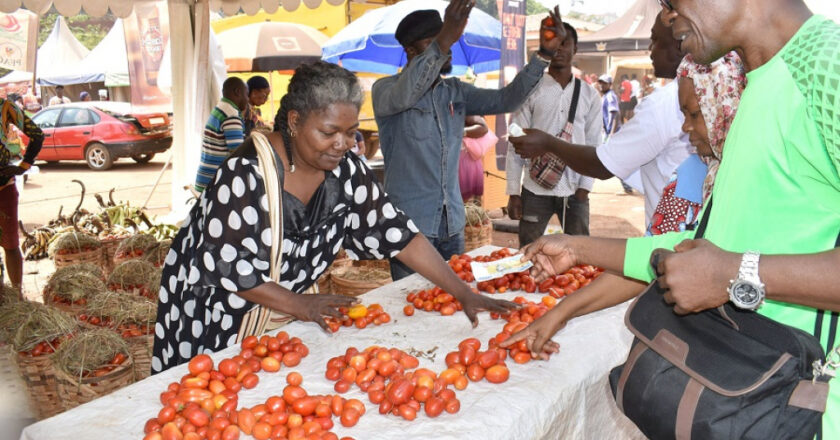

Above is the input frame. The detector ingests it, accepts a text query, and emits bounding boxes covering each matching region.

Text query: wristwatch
[727,251,765,310]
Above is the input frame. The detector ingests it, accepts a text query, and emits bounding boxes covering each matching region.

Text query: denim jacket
[373,41,548,238]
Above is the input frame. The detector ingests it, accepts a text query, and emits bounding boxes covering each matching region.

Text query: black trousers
[518,188,590,247]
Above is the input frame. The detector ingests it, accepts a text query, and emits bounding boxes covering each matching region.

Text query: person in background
[372,1,563,280]
[597,75,620,138]
[243,75,271,137]
[48,85,71,107]
[22,86,40,114]
[618,74,632,122]
[509,17,690,223]
[351,130,366,159]
[0,97,43,295]
[506,21,601,244]
[629,73,641,114]
[79,91,92,102]
[194,77,248,193]
[459,115,496,203]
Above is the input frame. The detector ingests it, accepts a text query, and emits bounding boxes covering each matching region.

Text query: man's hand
[539,6,565,57]
[520,234,578,283]
[574,189,589,202]
[287,294,359,332]
[0,165,25,178]
[457,292,519,328]
[436,0,475,50]
[509,128,556,159]
[654,239,740,314]
[499,310,563,360]
[507,195,523,220]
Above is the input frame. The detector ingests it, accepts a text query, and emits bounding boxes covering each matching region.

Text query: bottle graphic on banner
[137,4,164,86]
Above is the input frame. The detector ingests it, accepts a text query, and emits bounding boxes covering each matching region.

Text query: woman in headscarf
[646,52,746,235]
[499,53,747,358]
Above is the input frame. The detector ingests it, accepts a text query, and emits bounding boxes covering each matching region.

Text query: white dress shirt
[596,81,692,224]
[506,74,602,197]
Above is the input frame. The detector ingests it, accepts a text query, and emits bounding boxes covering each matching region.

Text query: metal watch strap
[738,251,761,284]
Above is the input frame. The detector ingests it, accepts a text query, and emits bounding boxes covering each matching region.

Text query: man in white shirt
[506,23,601,245]
[509,17,691,225]
[48,85,71,107]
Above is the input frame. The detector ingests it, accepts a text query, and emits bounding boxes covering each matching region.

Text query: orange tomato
[282,352,302,367]
[340,408,360,427]
[485,365,510,384]
[260,356,281,373]
[251,422,271,440]
[286,371,303,386]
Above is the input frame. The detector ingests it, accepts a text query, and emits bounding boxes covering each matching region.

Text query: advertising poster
[494,0,527,170]
[0,10,38,72]
[124,0,171,111]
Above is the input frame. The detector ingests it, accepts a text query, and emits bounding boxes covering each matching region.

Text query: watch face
[732,281,763,308]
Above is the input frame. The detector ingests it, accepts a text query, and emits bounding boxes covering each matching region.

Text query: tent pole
[142,152,172,209]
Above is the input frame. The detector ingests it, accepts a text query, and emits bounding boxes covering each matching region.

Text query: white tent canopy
[39,18,128,86]
[0,15,89,85]
[0,0,345,17]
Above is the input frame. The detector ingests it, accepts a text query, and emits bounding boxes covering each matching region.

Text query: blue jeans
[389,210,465,281]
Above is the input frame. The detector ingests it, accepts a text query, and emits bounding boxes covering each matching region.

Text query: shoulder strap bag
[528,78,581,189]
[609,199,837,440]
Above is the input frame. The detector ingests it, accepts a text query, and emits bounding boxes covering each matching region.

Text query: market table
[21,246,644,440]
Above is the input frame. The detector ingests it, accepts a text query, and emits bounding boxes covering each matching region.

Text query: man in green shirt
[504,1,840,436]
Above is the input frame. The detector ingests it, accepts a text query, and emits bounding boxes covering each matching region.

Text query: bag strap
[566,78,582,124]
[693,196,713,240]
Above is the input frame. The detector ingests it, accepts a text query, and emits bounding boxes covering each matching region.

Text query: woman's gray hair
[274,62,363,160]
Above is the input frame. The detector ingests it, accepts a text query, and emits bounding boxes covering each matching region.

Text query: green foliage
[37,9,115,50]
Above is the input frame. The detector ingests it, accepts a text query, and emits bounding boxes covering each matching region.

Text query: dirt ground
[16,156,646,298]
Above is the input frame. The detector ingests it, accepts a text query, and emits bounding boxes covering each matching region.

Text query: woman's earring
[290,129,297,138]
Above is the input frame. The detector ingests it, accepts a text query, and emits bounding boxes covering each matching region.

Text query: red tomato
[265,396,285,413]
[445,398,460,414]
[485,365,510,384]
[236,409,255,435]
[339,408,360,427]
[283,385,307,404]
[282,352,302,367]
[251,422,271,440]
[188,354,213,376]
[386,378,414,405]
[291,397,319,417]
[425,397,444,417]
[241,373,259,389]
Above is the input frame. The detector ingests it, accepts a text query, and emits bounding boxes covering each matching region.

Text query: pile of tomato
[50,294,87,307]
[86,351,130,378]
[441,337,512,386]
[324,304,391,333]
[143,331,359,440]
[55,245,99,256]
[403,287,463,317]
[17,336,68,358]
[115,247,147,260]
[77,314,153,339]
[324,346,461,421]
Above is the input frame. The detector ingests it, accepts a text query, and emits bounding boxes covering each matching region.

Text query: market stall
[19,246,643,440]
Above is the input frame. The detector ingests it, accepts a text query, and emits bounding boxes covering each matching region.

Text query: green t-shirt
[623,15,840,436]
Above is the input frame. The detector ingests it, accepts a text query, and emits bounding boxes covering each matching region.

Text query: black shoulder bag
[609,199,837,440]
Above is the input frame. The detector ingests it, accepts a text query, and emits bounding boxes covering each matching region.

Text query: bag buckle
[812,345,840,383]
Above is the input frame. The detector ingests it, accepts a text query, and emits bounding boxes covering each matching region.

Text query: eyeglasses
[658,0,674,10]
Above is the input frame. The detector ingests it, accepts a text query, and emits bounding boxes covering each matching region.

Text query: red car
[30,102,173,170]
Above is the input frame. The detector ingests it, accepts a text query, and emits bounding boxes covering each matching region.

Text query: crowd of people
[158,0,839,435]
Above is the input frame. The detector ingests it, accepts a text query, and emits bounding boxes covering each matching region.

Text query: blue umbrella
[322,0,501,75]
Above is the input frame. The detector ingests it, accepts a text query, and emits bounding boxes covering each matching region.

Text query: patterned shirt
[0,99,43,186]
[194,98,244,193]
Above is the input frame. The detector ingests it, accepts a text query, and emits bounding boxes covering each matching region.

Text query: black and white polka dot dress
[151,151,418,373]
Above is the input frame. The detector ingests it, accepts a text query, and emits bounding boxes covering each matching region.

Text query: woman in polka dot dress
[152,62,517,374]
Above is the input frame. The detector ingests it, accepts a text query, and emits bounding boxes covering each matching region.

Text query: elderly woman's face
[678,77,712,158]
[292,102,360,171]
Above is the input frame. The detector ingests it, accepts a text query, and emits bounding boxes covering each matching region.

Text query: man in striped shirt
[194,77,248,193]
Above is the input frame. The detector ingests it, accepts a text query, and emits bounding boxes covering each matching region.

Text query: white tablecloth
[21,246,644,440]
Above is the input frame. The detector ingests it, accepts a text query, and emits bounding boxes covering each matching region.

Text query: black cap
[395,10,443,47]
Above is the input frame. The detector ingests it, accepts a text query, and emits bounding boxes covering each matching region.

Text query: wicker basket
[316,273,331,294]
[354,259,390,270]
[54,248,104,272]
[464,222,493,252]
[55,359,135,411]
[12,349,64,419]
[44,294,86,317]
[126,334,153,380]
[99,237,127,275]
[330,266,392,297]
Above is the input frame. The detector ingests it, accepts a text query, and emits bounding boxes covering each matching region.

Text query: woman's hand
[287,294,359,331]
[520,234,579,283]
[457,292,520,328]
[499,307,564,360]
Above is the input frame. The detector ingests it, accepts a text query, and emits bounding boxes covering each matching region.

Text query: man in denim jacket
[373,0,563,279]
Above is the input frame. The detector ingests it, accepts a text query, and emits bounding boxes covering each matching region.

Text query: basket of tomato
[53,328,134,410]
[50,232,104,271]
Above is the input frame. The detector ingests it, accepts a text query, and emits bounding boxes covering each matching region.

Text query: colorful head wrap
[676,51,746,202]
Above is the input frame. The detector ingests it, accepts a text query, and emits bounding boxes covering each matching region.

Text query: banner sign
[124,0,171,111]
[0,11,38,72]
[494,0,527,170]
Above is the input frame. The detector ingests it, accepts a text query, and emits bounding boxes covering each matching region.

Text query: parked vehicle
[29,102,172,171]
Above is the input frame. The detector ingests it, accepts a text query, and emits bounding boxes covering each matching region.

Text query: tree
[38,9,114,50]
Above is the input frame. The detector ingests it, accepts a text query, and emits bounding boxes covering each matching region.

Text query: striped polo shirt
[194,98,244,193]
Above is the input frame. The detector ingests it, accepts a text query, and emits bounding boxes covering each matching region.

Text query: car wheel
[131,153,155,164]
[85,143,113,171]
